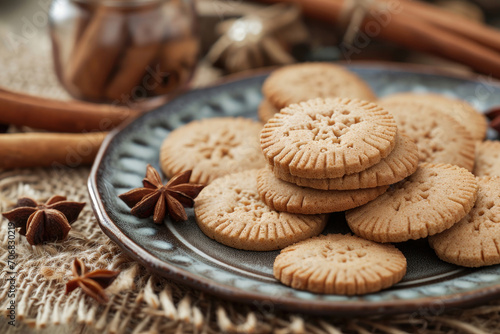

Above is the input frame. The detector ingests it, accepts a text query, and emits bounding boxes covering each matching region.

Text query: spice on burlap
[2,195,85,245]
[65,258,120,303]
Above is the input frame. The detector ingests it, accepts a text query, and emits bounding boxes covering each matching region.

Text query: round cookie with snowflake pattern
[160,117,266,184]
[346,163,478,243]
[380,93,487,141]
[194,169,327,251]
[260,97,398,179]
[262,63,376,110]
[380,100,476,171]
[273,234,407,295]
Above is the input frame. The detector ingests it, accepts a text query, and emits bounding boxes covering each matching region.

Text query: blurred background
[1,0,500,108]
[2,0,500,73]
[1,0,500,88]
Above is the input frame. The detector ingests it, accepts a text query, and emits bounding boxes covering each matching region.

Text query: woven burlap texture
[1,32,500,334]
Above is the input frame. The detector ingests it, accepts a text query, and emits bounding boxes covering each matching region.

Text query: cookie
[258,99,279,124]
[346,163,478,243]
[260,98,398,179]
[380,93,487,141]
[429,177,500,267]
[380,100,475,171]
[262,63,376,110]
[160,117,266,184]
[473,141,500,177]
[256,167,388,214]
[272,134,419,190]
[273,234,407,295]
[194,169,327,251]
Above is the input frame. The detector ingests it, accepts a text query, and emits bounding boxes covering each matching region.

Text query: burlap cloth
[1,33,500,334]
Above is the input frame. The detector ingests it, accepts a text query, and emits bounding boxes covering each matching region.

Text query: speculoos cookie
[273,234,406,295]
[160,117,265,184]
[260,97,398,179]
[380,93,487,141]
[380,100,475,171]
[262,63,376,110]
[346,163,478,243]
[256,167,388,214]
[194,169,327,251]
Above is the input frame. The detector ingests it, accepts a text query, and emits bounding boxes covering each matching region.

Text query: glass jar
[49,0,199,105]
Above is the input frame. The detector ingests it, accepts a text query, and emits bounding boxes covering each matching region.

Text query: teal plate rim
[88,62,500,316]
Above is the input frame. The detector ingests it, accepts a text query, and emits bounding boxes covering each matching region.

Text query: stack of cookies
[258,93,487,295]
[255,93,421,296]
[257,97,419,215]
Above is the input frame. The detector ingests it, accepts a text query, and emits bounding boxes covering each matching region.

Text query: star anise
[2,195,85,245]
[119,165,205,223]
[65,258,120,304]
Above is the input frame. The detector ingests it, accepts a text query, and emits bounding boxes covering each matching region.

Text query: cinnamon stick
[253,0,500,78]
[374,11,500,78]
[51,2,97,78]
[396,0,500,53]
[0,132,107,169]
[105,6,164,100]
[64,7,128,100]
[0,88,140,132]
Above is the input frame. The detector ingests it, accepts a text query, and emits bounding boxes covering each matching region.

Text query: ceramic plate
[89,63,500,316]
